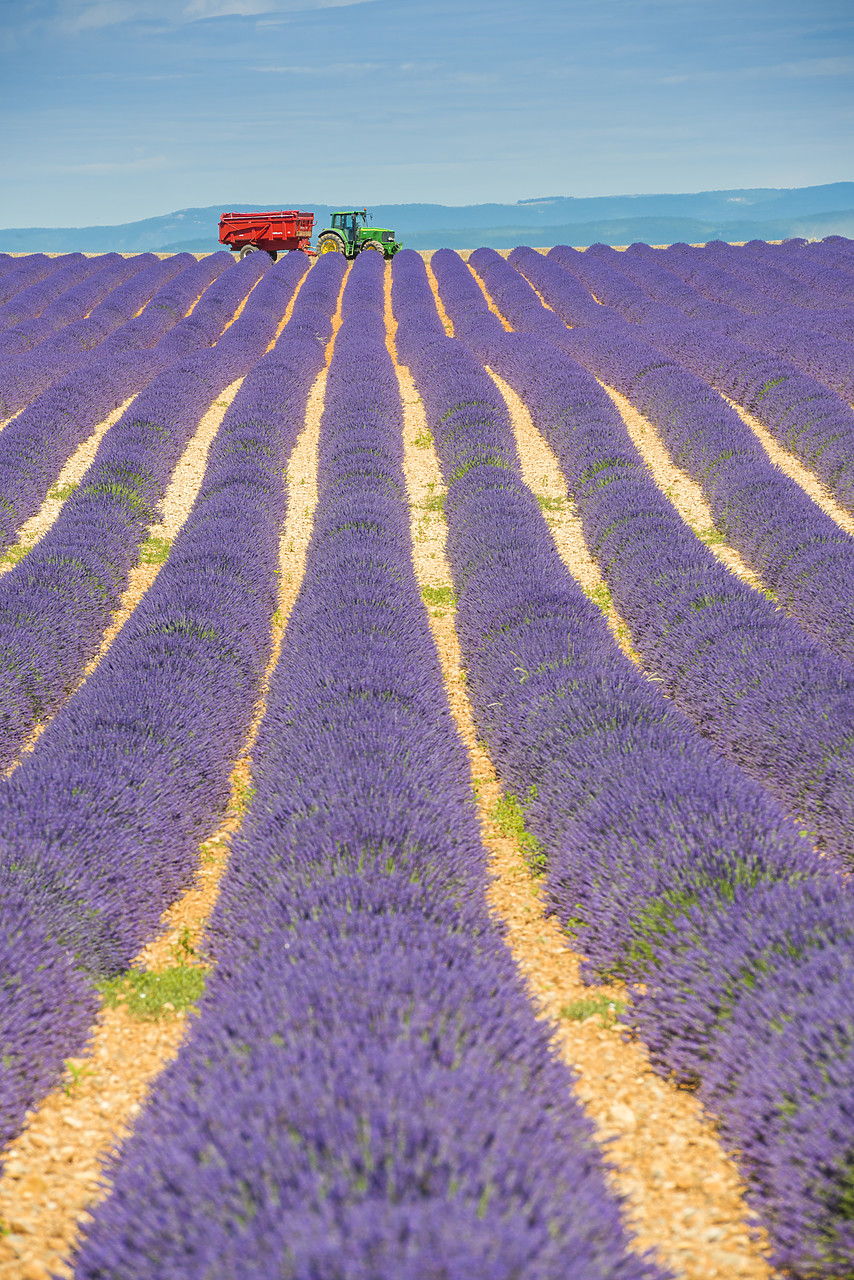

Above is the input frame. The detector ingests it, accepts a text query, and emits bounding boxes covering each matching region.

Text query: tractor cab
[329,209,366,249]
[316,209,401,260]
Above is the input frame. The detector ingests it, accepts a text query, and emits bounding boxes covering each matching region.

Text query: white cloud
[252,0,376,18]
[659,55,854,86]
[255,60,382,73]
[183,0,376,17]
[63,1,139,31]
[182,0,281,16]
[776,56,854,78]
[53,155,173,174]
[53,0,374,32]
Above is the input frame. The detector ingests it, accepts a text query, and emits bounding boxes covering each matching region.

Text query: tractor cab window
[332,214,343,229]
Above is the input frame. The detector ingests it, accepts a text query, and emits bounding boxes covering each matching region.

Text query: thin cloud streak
[660,55,854,84]
[255,60,383,73]
[55,0,374,33]
[52,155,174,174]
[185,0,373,16]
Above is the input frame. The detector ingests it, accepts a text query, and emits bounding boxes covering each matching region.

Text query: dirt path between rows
[0,395,139,574]
[723,394,854,534]
[2,376,246,779]
[486,367,642,664]
[598,383,772,594]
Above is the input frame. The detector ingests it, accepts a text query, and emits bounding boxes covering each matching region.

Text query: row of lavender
[0,252,230,538]
[0,253,94,313]
[533,238,854,505]
[0,249,297,769]
[0,253,338,1163]
[456,247,854,869]
[70,252,661,1280]
[506,246,854,665]
[408,247,854,1276]
[0,253,152,357]
[582,239,854,399]
[0,254,207,419]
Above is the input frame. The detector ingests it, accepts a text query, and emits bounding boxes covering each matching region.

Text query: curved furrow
[0,254,207,421]
[0,253,343,1182]
[0,254,309,769]
[0,255,152,360]
[420,246,854,1277]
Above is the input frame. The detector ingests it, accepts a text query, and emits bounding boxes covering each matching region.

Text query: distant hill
[2,183,853,252]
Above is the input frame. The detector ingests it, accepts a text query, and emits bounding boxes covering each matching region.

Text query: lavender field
[1,238,853,1279]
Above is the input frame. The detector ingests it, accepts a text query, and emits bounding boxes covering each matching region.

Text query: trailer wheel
[317,233,346,256]
[238,244,260,260]
[266,250,278,262]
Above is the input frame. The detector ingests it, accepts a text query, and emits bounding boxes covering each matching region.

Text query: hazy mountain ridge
[2,184,852,252]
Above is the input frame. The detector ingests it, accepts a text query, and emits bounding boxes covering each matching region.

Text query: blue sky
[2,0,852,226]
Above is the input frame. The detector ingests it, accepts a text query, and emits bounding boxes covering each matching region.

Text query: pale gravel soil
[391,271,774,1280]
[723,393,854,535]
[2,376,246,778]
[0,394,138,574]
[0,277,218,565]
[0,268,345,1278]
[599,383,772,596]
[486,367,643,665]
[424,259,455,334]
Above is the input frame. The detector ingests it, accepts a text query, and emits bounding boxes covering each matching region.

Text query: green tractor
[316,209,401,260]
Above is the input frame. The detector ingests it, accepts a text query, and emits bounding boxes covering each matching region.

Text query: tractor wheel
[238,244,260,260]
[361,240,386,256]
[317,233,346,256]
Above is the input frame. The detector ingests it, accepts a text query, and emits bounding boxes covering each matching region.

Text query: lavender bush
[0,253,242,548]
[419,247,854,1275]
[0,251,333,1158]
[0,253,101,330]
[0,254,68,308]
[447,247,854,864]
[540,243,854,510]
[0,252,232,421]
[663,237,854,309]
[594,243,854,398]
[507,247,854,668]
[71,252,663,1280]
[0,255,148,357]
[395,248,816,965]
[0,252,309,770]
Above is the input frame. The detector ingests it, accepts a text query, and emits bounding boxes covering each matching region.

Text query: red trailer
[218,210,315,261]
